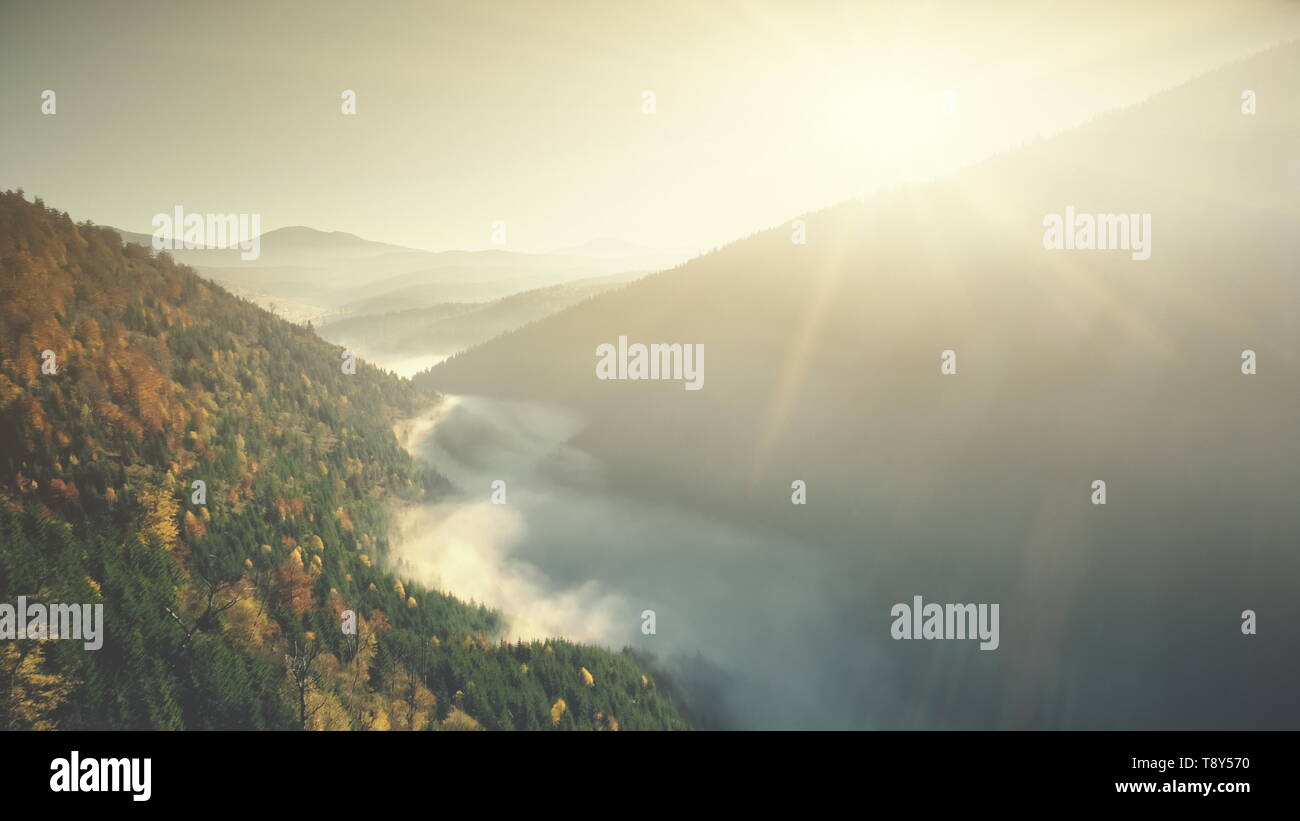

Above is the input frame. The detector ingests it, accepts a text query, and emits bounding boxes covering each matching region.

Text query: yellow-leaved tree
[135,477,179,549]
[1,643,74,730]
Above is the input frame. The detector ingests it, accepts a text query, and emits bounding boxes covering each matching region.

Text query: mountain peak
[258,226,374,246]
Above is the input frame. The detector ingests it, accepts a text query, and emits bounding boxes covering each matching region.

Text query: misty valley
[2,3,1298,745]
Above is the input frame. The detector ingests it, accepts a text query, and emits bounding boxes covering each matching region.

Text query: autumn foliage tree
[0,191,689,732]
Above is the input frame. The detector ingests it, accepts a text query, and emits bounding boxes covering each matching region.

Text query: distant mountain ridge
[105,222,694,333]
[318,275,640,377]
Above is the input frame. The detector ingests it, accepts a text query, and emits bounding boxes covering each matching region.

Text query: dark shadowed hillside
[418,43,1300,728]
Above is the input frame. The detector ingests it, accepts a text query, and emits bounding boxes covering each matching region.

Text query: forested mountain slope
[0,191,688,730]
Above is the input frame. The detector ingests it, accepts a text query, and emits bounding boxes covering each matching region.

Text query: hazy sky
[2,0,1296,252]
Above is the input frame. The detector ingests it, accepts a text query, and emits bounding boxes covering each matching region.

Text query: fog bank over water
[391,394,877,729]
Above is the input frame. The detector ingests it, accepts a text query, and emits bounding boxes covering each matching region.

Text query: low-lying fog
[390,394,887,729]
[390,395,1300,731]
